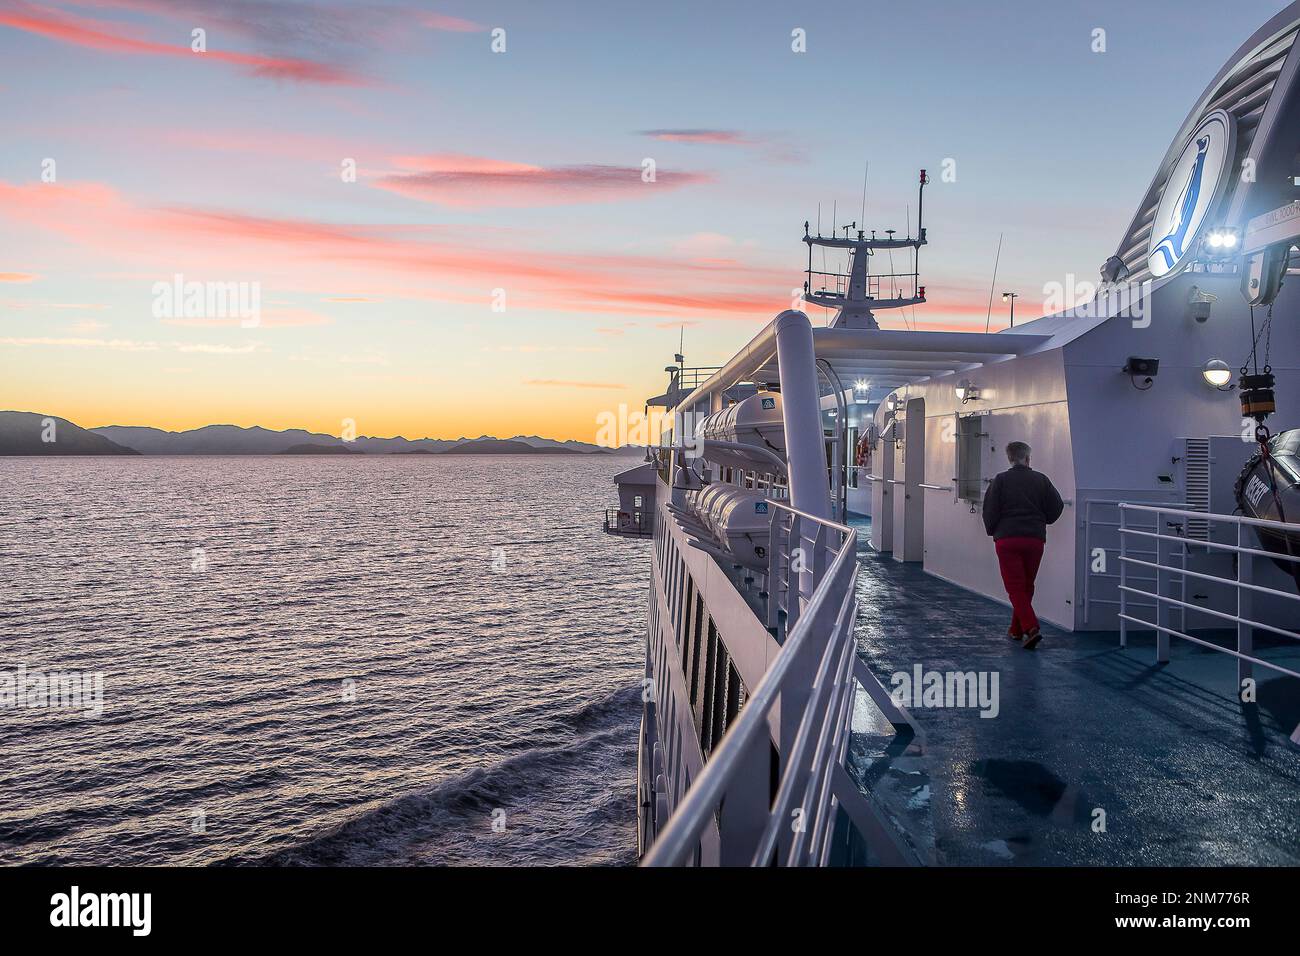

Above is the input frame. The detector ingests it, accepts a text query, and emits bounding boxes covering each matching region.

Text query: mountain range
[0,411,642,457]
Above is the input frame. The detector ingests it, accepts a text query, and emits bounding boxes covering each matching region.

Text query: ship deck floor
[845,517,1300,866]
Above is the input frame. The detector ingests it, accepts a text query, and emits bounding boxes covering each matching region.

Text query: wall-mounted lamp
[854,379,870,391]
[954,380,980,404]
[885,395,898,412]
[1123,356,1159,391]
[1202,358,1233,390]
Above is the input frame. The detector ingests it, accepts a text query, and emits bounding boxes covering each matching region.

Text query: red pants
[995,536,1044,635]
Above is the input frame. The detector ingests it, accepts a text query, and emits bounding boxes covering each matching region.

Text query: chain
[1264,302,1273,370]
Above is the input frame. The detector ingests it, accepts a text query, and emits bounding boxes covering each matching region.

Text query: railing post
[777,591,822,866]
[766,512,781,633]
[1155,511,1170,664]
[1238,520,1254,691]
[1082,500,1091,627]
[809,522,828,606]
[786,514,802,634]
[1119,505,1128,649]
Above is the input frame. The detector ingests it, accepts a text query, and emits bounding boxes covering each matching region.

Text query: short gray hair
[1006,441,1031,464]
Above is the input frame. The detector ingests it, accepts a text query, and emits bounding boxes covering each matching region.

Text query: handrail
[603,507,651,536]
[1120,553,1300,603]
[1117,500,1300,743]
[767,497,854,532]
[1119,525,1300,564]
[918,483,953,492]
[643,500,859,867]
[1119,501,1300,535]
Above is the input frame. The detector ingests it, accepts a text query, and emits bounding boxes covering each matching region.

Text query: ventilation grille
[1184,438,1212,540]
[1117,25,1300,282]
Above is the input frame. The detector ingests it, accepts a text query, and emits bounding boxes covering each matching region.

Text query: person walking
[982,441,1064,649]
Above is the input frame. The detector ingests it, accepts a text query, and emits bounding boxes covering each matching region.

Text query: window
[633,494,643,508]
[956,413,986,502]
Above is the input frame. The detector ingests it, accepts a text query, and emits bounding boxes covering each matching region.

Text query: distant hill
[278,443,362,455]
[506,435,642,455]
[0,411,138,456]
[0,411,642,456]
[93,423,353,455]
[95,424,472,455]
[440,438,586,455]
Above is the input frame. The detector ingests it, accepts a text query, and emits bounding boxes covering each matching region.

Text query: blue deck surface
[844,518,1300,866]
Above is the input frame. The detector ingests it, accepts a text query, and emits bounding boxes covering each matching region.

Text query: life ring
[856,433,872,468]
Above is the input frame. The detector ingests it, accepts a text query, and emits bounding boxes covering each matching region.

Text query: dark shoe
[1022,627,1042,649]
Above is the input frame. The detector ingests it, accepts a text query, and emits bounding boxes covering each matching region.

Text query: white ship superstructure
[607,2,1300,867]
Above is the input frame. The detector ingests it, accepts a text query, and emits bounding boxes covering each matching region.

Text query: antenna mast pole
[916,169,928,292]
[804,220,812,294]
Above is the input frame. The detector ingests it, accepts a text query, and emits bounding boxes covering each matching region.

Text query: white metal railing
[1118,502,1300,741]
[1083,499,1192,627]
[643,501,919,867]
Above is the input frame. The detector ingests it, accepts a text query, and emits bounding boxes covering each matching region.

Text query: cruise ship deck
[846,518,1300,867]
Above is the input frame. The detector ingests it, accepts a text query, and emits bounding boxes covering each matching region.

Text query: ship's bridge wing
[676,324,1050,411]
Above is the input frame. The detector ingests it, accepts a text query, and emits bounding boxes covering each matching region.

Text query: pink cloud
[0,272,39,282]
[373,153,711,208]
[640,129,754,146]
[0,178,790,321]
[421,12,483,32]
[639,128,804,163]
[0,2,369,84]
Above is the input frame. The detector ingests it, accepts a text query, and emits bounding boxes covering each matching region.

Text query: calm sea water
[0,455,648,865]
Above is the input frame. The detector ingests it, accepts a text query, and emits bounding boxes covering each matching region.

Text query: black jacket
[982,464,1064,541]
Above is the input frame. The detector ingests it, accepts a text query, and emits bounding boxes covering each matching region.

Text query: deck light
[1001,291,1018,328]
[954,380,979,404]
[1124,356,1159,390]
[1204,228,1239,255]
[1202,359,1233,389]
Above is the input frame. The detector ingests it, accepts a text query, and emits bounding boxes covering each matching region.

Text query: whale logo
[1147,111,1234,278]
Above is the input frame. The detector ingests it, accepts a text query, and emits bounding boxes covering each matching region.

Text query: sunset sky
[0,0,1283,442]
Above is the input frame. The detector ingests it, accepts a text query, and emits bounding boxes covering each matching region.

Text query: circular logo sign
[1147,109,1235,278]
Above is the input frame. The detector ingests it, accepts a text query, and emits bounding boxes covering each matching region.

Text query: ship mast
[803,169,929,329]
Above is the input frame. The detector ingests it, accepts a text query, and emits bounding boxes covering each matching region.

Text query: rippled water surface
[0,456,648,865]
